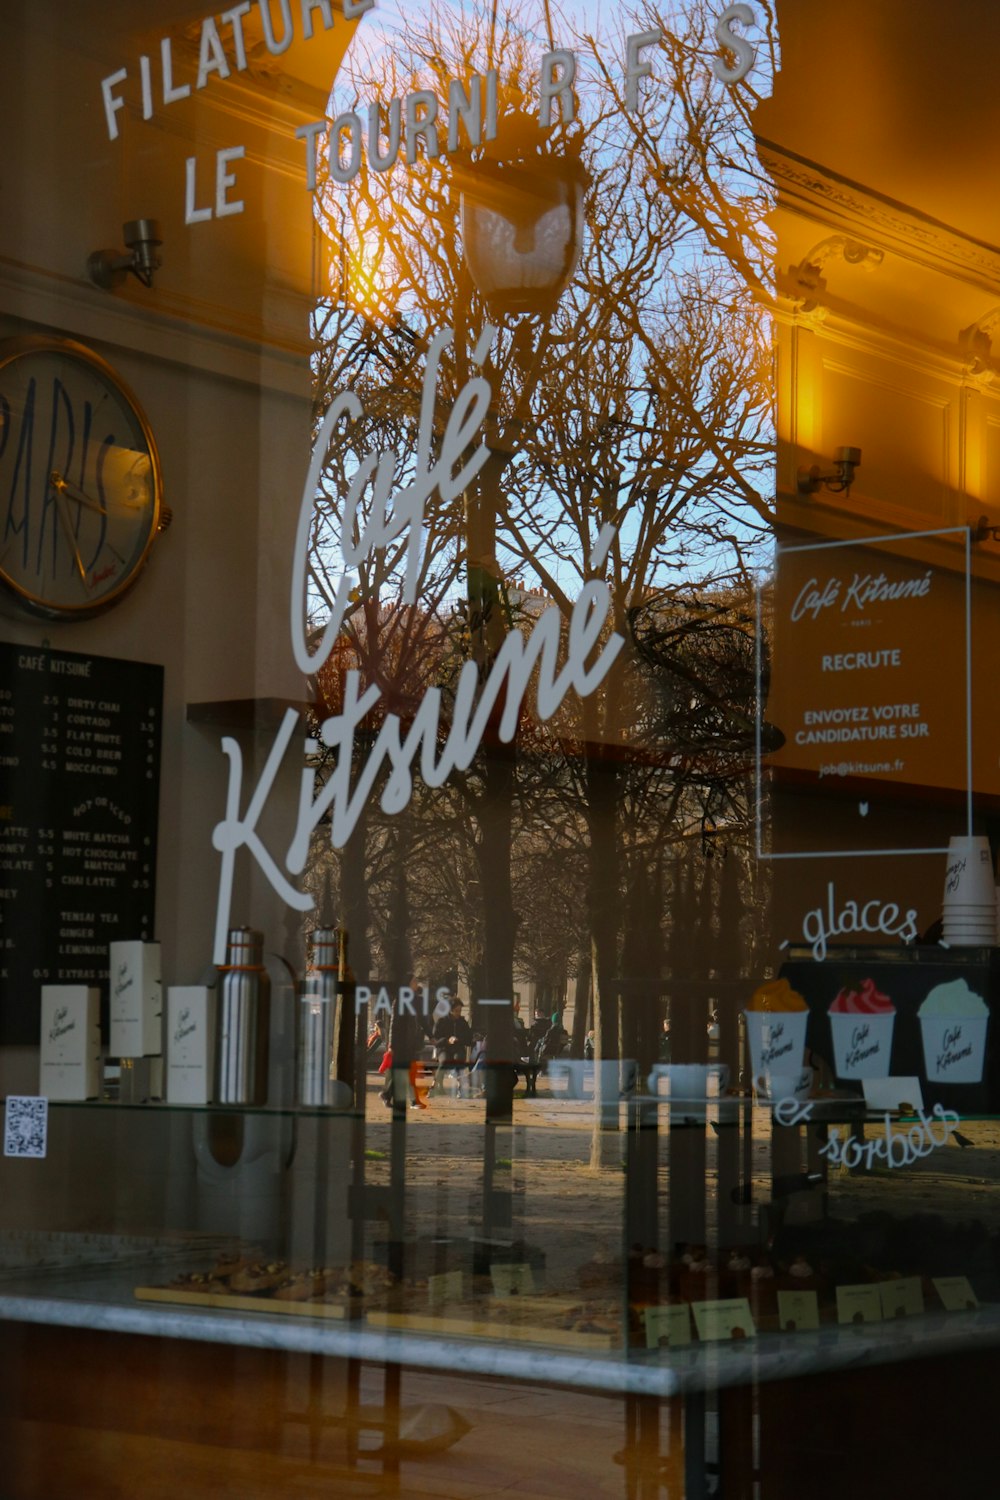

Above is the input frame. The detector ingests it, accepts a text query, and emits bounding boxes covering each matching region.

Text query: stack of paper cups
[942,836,996,947]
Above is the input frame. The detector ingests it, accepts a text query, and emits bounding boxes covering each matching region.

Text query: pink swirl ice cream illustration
[829,978,894,1017]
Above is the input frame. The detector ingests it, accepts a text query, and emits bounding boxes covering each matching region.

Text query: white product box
[166,987,216,1105]
[39,986,101,1101]
[109,940,163,1058]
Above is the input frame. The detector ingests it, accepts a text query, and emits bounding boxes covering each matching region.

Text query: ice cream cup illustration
[744,979,808,1079]
[918,979,989,1083]
[828,978,895,1079]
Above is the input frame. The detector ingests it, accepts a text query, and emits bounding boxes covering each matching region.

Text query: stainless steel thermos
[297,928,338,1106]
[216,927,270,1105]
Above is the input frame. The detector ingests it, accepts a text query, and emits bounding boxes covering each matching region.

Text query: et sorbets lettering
[819,1105,960,1172]
[210,329,625,961]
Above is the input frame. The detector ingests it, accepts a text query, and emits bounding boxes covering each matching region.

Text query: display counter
[3,1070,1000,1497]
[1,1257,999,1397]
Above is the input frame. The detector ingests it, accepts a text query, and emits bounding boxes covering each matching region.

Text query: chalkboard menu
[0,643,163,1044]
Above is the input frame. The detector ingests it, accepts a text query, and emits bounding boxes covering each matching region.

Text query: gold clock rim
[0,333,165,619]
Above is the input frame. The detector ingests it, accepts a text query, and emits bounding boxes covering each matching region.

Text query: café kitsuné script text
[98,1,761,221]
[210,329,624,961]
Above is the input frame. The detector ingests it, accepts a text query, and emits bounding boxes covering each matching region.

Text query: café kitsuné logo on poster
[98,1,761,220]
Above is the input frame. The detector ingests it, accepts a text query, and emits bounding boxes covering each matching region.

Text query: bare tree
[302,0,777,1152]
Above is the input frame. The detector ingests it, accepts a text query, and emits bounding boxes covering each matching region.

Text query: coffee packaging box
[40,986,101,1101]
[109,940,162,1057]
[166,987,216,1105]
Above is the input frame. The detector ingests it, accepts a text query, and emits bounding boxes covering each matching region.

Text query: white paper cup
[829,1011,895,1079]
[920,1015,989,1082]
[944,840,995,906]
[744,1010,808,1078]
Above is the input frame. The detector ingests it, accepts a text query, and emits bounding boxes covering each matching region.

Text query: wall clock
[0,334,168,619]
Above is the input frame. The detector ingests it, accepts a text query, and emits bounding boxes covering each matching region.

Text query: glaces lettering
[211,329,625,962]
[819,1105,959,1172]
[802,882,918,962]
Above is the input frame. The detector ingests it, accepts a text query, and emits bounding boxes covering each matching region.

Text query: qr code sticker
[4,1096,48,1159]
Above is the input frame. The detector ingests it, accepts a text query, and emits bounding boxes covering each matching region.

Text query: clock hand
[51,470,105,516]
[50,468,148,513]
[51,472,129,573]
[53,490,89,588]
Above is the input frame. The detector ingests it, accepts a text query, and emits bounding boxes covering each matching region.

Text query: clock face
[0,336,163,619]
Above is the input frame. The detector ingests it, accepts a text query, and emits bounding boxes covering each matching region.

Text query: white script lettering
[212,328,625,960]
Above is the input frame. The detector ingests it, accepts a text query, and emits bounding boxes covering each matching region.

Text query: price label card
[776,1289,820,1331]
[879,1277,924,1319]
[490,1262,535,1297]
[933,1276,979,1312]
[691,1298,755,1342]
[644,1304,692,1349]
[836,1284,883,1325]
[428,1270,464,1309]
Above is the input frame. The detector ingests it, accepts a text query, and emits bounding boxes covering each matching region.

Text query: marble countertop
[0,1266,998,1396]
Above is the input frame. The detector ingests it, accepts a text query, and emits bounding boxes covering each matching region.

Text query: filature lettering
[100,2,374,142]
[210,329,625,961]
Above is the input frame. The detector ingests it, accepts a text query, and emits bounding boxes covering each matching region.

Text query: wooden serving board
[366,1307,616,1349]
[482,1290,581,1314]
[134,1286,351,1319]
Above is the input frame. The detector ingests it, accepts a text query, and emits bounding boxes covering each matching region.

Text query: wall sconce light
[87,219,163,291]
[971,515,1000,544]
[796,446,862,497]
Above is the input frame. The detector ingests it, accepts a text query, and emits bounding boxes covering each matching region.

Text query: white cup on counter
[647,1062,730,1104]
[754,1065,814,1103]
